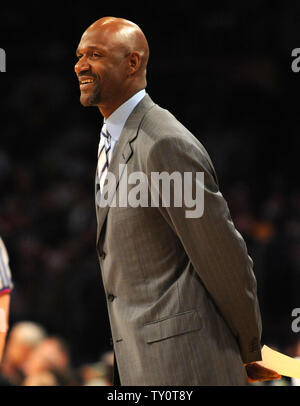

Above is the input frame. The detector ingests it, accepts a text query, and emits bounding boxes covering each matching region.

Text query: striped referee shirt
[0,238,13,295]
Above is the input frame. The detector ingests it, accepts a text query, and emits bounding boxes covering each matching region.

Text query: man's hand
[245,362,282,383]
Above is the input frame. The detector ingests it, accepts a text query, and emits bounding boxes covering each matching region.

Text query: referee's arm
[0,238,13,362]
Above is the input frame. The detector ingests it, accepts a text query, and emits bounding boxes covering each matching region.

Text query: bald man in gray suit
[75,17,280,385]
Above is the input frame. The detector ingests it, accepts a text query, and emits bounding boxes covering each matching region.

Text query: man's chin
[80,95,95,107]
[80,91,100,107]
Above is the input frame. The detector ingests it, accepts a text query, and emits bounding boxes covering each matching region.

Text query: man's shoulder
[133,94,194,141]
[137,100,213,167]
[141,102,188,138]
[135,101,194,156]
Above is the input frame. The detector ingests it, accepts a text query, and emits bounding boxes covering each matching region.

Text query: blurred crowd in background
[0,322,113,386]
[0,1,299,385]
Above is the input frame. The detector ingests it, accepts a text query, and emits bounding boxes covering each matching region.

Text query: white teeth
[81,79,94,84]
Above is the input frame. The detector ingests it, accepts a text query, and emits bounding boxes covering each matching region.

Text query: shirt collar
[104,89,146,142]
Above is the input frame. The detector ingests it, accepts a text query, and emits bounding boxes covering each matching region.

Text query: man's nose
[74,56,90,74]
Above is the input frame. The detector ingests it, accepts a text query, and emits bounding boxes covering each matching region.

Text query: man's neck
[98,87,145,119]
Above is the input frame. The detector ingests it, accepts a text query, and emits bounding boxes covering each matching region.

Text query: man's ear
[127,51,141,75]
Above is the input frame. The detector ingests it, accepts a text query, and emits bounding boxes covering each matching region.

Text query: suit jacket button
[100,251,106,259]
[108,294,115,302]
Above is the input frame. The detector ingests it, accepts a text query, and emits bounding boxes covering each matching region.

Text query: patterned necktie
[97,123,112,193]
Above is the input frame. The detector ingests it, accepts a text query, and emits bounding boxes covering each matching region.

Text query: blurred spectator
[23,336,70,377]
[23,371,59,386]
[23,367,79,386]
[78,350,114,386]
[0,321,46,385]
[22,335,81,385]
[79,362,112,386]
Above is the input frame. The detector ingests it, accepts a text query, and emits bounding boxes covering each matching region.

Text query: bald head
[87,17,149,70]
[75,17,149,117]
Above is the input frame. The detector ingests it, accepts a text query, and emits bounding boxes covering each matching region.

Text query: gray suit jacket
[95,94,262,386]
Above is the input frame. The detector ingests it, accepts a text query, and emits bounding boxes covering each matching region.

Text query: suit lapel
[95,94,155,245]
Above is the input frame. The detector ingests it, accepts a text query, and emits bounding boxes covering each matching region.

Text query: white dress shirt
[99,89,146,157]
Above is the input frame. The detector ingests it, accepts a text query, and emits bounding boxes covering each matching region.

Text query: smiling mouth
[79,78,95,88]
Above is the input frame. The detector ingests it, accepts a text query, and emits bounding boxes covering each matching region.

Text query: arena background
[0,0,299,383]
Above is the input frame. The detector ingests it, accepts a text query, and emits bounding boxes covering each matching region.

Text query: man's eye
[92,53,101,58]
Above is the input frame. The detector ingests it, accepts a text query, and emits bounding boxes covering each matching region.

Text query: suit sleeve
[146,135,262,363]
[0,238,13,296]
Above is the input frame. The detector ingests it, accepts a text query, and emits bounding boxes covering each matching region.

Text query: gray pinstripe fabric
[0,238,13,293]
[95,94,262,386]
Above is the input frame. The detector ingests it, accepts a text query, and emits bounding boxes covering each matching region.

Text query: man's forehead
[77,28,112,51]
[78,28,104,45]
